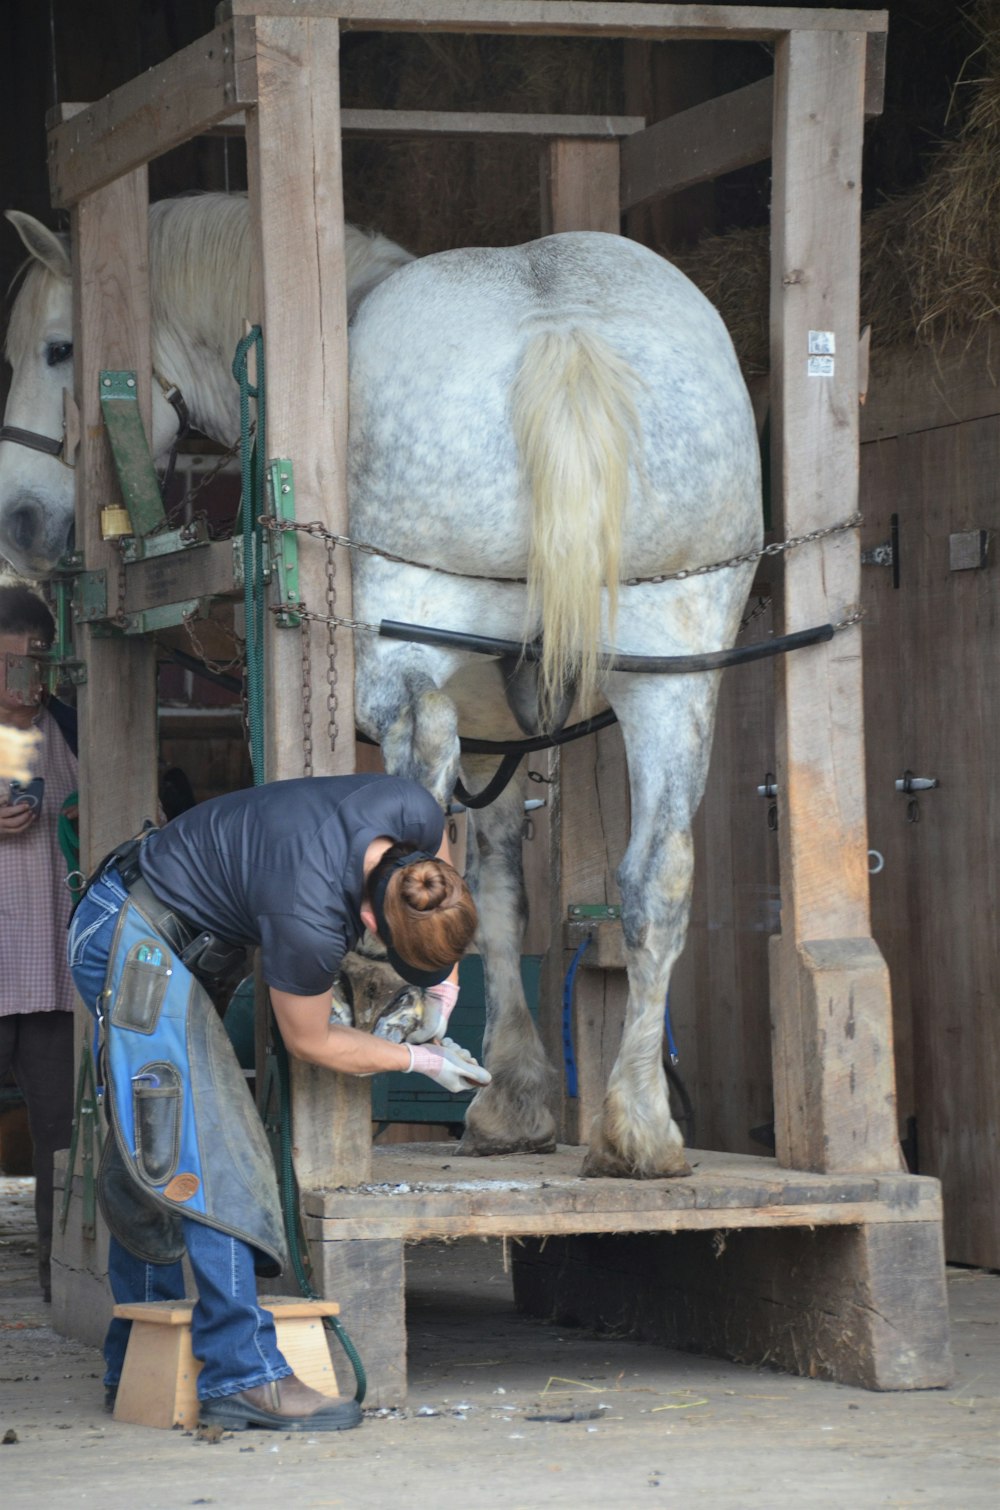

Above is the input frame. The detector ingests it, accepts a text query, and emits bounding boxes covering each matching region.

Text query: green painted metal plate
[99,369,167,538]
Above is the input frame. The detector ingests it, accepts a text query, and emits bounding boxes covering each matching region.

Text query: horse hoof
[580,1148,693,1180]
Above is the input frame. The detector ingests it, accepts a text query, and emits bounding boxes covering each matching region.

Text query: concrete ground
[1,1174,997,1509]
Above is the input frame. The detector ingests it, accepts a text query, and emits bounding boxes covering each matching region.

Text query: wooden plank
[312,1237,406,1405]
[768,29,899,1175]
[861,332,1000,442]
[221,2,890,43]
[47,19,257,209]
[244,13,368,1192]
[343,108,645,139]
[122,539,239,613]
[621,77,772,210]
[58,103,646,143]
[861,410,1000,1267]
[621,54,883,210]
[72,174,159,872]
[512,1218,952,1390]
[540,139,621,236]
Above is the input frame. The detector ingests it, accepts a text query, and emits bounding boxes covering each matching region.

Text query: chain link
[300,615,314,778]
[181,608,244,676]
[324,535,340,755]
[260,509,863,589]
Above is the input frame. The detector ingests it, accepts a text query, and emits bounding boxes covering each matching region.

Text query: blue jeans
[69,868,292,1399]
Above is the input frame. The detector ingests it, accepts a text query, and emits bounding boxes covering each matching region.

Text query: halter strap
[0,424,63,457]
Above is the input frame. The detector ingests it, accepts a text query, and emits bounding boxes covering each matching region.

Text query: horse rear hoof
[580,1148,693,1180]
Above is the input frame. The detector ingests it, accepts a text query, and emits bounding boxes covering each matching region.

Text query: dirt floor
[1,1174,997,1509]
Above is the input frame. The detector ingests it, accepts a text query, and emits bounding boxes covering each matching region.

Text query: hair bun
[400,859,447,912]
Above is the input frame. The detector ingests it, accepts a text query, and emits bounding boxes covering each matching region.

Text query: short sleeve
[258,912,348,996]
[362,778,444,854]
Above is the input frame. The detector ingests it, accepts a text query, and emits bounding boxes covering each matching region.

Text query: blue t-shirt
[138,774,444,995]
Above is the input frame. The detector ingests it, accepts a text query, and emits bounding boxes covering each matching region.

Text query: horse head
[1,212,175,577]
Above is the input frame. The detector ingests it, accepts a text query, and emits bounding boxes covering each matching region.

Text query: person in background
[0,584,78,1303]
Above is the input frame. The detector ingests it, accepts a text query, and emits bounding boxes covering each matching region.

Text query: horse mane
[148,193,413,442]
[4,193,414,445]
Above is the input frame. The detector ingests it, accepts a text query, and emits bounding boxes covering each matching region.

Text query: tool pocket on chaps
[133,1062,182,1186]
[111,940,172,1034]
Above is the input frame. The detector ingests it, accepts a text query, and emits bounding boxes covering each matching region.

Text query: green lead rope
[272,1026,368,1405]
[232,328,365,1402]
[232,327,267,787]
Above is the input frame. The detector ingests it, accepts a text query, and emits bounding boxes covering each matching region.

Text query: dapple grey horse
[0,194,761,1176]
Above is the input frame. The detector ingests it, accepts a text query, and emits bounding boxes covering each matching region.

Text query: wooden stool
[112,1296,343,1429]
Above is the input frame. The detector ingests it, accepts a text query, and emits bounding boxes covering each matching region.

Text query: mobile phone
[7,777,44,814]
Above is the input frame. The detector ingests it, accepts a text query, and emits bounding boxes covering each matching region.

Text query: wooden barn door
[678,341,1000,1266]
[860,340,1000,1269]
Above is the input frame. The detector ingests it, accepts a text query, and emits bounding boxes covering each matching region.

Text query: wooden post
[538,140,627,1144]
[244,14,370,1188]
[769,30,899,1173]
[72,171,159,870]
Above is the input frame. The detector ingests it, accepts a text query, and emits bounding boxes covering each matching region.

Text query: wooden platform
[302,1145,953,1403]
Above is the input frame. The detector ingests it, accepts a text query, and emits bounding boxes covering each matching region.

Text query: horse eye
[45,341,73,367]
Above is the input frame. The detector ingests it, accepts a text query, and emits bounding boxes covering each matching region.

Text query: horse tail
[511,326,642,727]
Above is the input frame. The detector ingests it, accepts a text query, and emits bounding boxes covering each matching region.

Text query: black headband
[369,850,453,989]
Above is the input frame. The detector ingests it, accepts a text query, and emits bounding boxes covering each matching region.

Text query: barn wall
[683,331,1000,1268]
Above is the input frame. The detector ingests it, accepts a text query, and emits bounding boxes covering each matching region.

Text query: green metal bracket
[267,457,300,626]
[120,517,210,563]
[120,598,208,636]
[73,570,109,624]
[48,554,88,685]
[99,370,168,538]
[567,903,621,921]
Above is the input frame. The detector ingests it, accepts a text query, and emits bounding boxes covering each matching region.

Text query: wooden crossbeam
[620,30,884,210]
[209,107,647,139]
[218,1,889,42]
[47,18,257,209]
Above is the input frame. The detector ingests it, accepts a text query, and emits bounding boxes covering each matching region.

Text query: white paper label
[808,330,836,355]
[807,355,835,377]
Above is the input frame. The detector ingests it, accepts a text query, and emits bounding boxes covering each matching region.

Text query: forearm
[269,987,411,1075]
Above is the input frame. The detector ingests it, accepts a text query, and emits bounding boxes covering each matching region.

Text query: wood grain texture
[768,29,898,1174]
[48,19,255,208]
[511,1217,952,1390]
[245,14,367,1191]
[72,174,159,872]
[220,2,890,43]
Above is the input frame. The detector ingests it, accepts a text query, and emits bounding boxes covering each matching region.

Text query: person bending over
[68,772,486,1433]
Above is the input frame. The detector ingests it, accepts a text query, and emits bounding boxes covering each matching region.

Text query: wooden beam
[768,29,899,1175]
[621,28,885,212]
[57,103,646,142]
[219,2,890,43]
[72,174,159,871]
[621,76,772,210]
[47,18,258,209]
[245,12,369,1190]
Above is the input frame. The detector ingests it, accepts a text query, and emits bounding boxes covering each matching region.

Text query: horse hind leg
[363,650,462,806]
[581,671,722,1179]
[459,759,558,1156]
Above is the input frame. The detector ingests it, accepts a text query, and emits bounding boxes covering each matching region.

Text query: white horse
[0,193,761,1177]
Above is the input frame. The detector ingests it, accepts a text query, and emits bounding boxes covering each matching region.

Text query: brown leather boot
[199,1373,363,1432]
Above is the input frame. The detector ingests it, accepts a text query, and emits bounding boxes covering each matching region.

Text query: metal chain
[181,607,244,676]
[162,432,247,533]
[324,535,340,755]
[300,616,314,778]
[260,510,863,589]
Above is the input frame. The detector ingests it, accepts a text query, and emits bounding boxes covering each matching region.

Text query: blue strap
[561,935,592,1098]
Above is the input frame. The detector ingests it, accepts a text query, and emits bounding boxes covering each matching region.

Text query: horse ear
[5,211,71,280]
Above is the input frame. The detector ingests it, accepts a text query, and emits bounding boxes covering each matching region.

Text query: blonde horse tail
[511,326,642,727]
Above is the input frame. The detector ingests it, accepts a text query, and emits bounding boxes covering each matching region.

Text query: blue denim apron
[99,897,286,1276]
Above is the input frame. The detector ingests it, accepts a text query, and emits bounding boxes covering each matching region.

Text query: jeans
[68,868,291,1399]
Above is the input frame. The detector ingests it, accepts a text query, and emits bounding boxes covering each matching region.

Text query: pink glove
[405,1039,491,1094]
[407,980,460,1044]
